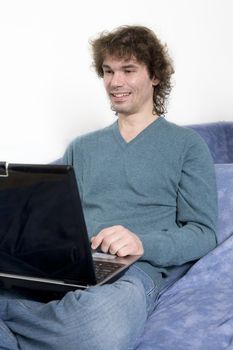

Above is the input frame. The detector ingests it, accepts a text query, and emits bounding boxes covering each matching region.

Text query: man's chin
[112,106,132,116]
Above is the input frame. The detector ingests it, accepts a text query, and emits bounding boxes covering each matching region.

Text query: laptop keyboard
[93,260,124,283]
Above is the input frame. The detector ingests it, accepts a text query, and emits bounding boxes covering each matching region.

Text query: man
[0,25,217,350]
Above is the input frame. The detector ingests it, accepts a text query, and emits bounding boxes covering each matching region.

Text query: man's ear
[152,77,160,87]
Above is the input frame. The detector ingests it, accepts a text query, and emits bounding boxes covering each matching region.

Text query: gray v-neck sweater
[61,117,217,287]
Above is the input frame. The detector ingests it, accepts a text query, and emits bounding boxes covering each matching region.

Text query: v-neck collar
[111,116,164,149]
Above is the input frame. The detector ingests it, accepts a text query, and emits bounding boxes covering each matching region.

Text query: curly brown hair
[90,25,174,116]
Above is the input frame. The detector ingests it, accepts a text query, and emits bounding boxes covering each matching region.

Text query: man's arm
[92,134,217,267]
[137,135,218,267]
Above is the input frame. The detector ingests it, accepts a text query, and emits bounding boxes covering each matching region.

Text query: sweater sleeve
[58,138,85,198]
[60,142,74,165]
[138,134,218,267]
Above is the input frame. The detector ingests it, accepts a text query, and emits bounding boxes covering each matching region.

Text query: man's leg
[0,266,157,350]
[0,319,19,350]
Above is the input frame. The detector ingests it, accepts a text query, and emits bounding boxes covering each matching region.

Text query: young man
[0,26,217,350]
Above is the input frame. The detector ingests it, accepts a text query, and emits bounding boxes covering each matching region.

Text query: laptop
[0,162,141,299]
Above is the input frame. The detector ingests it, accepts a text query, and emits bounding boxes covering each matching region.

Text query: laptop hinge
[0,162,9,177]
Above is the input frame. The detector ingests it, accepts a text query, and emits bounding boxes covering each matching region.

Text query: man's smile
[110,92,131,98]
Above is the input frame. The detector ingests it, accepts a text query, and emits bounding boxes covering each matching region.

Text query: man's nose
[111,72,124,87]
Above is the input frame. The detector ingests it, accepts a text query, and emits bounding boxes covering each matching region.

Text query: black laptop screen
[0,164,96,286]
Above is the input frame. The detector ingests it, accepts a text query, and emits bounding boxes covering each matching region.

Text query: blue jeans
[0,265,158,350]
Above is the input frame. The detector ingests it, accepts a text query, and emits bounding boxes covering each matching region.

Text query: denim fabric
[0,265,158,350]
[0,319,19,350]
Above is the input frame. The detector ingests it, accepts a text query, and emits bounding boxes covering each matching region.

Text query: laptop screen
[0,163,96,286]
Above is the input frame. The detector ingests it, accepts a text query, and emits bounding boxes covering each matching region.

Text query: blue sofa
[138,121,233,350]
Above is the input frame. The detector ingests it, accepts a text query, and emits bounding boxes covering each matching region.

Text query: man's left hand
[91,225,144,257]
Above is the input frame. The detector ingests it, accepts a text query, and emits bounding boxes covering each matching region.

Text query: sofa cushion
[138,164,233,350]
[187,122,233,163]
[215,163,233,243]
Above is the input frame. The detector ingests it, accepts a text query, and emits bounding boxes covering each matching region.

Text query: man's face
[102,55,158,117]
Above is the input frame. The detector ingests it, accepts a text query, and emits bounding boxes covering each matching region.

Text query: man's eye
[104,70,113,75]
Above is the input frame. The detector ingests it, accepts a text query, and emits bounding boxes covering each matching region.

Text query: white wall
[0,0,233,163]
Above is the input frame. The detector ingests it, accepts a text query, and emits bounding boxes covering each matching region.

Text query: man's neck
[118,113,159,143]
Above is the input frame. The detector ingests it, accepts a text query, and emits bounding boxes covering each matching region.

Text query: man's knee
[17,277,147,350]
[70,277,147,350]
[0,320,19,350]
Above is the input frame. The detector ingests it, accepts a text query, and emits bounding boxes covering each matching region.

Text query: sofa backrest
[187,122,233,164]
[215,164,233,243]
[185,122,233,242]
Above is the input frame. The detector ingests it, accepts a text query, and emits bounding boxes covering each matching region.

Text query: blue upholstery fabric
[187,121,233,163]
[216,164,233,243]
[138,164,233,350]
[138,122,233,349]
